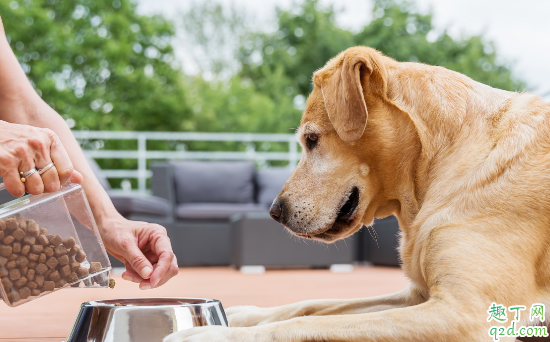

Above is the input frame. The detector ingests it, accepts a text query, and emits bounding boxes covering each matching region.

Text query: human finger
[44,128,73,186]
[2,166,25,197]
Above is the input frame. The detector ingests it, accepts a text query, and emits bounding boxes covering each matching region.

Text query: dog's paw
[226,305,275,327]
[163,326,250,342]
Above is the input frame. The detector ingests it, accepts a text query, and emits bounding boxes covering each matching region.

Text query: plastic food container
[0,183,111,307]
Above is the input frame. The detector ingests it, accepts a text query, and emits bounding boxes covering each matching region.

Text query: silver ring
[38,162,54,175]
[20,168,37,178]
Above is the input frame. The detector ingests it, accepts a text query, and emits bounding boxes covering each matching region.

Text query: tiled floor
[0,266,408,341]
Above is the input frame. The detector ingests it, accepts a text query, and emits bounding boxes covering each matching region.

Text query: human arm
[0,15,178,289]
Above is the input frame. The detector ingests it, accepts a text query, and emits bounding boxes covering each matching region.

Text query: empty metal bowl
[66,298,229,342]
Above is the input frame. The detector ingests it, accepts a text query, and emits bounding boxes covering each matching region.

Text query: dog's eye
[305,133,318,150]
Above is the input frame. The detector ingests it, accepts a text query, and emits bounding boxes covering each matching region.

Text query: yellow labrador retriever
[165,46,550,341]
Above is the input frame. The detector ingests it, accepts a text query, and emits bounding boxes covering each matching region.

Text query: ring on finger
[38,162,55,176]
[19,168,37,183]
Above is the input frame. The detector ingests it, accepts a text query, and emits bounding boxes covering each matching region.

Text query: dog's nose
[269,200,283,222]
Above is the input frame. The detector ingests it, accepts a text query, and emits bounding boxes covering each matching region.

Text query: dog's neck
[382,61,514,229]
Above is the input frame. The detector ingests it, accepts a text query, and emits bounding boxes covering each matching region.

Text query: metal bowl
[66,298,229,342]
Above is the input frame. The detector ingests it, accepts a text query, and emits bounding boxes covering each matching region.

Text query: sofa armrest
[151,162,176,207]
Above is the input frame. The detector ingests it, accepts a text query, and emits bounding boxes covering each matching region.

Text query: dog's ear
[319,54,373,142]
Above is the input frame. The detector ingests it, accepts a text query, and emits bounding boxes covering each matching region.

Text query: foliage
[238,0,525,108]
[0,0,191,131]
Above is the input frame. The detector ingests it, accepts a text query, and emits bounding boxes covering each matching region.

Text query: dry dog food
[0,216,104,306]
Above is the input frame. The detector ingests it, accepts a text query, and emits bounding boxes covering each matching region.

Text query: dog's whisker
[366,224,379,249]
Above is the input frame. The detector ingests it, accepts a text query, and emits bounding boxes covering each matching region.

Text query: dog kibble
[27,221,39,237]
[37,235,49,247]
[17,217,26,230]
[63,237,76,249]
[50,235,62,246]
[12,228,26,241]
[18,286,31,299]
[66,272,78,284]
[27,253,38,262]
[2,236,14,245]
[22,236,35,245]
[42,281,54,292]
[76,267,89,279]
[0,216,104,306]
[14,276,27,288]
[2,277,13,289]
[89,262,102,274]
[44,269,52,279]
[54,245,67,257]
[49,270,60,282]
[59,265,71,278]
[5,218,17,232]
[12,242,21,254]
[58,255,69,266]
[34,275,44,288]
[21,245,30,256]
[35,263,48,275]
[75,250,86,263]
[68,245,80,257]
[109,278,116,289]
[44,247,54,257]
[70,262,80,272]
[45,257,58,269]
[7,290,20,303]
[16,256,29,268]
[9,269,20,281]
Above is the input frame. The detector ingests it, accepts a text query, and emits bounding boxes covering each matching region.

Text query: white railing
[73,130,300,193]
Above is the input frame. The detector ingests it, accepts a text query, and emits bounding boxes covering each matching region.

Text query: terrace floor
[0,266,408,341]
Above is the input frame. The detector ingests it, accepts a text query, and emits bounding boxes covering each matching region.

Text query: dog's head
[270,46,416,242]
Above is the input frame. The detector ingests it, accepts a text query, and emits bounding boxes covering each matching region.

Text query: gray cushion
[256,168,293,206]
[176,203,266,220]
[109,192,171,216]
[172,161,255,204]
[85,154,111,190]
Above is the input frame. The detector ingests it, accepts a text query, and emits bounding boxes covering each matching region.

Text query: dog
[165,46,550,341]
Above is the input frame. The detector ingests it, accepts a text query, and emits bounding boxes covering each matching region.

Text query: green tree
[180,0,525,137]
[0,0,190,131]
[238,0,525,103]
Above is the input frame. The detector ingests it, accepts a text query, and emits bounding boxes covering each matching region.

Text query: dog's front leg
[165,296,489,342]
[226,286,425,327]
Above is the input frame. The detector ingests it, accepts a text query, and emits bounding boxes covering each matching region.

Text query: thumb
[121,243,154,279]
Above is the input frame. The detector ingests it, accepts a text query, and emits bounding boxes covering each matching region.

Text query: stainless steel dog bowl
[66,298,229,342]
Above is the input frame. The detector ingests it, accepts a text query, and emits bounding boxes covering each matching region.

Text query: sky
[136,0,550,101]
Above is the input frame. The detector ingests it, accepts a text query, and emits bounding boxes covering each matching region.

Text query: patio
[0,266,407,341]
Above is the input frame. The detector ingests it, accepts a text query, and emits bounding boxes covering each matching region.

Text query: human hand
[98,214,178,289]
[0,120,83,197]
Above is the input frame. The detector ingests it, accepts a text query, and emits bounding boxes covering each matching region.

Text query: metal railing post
[137,134,147,193]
